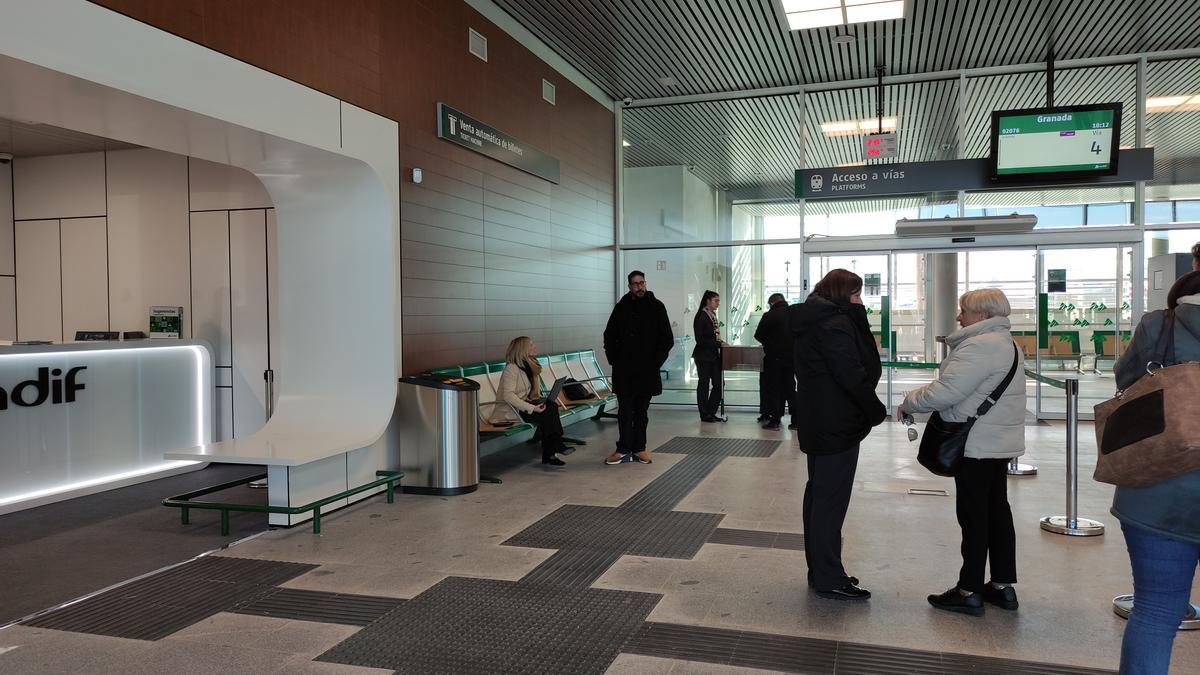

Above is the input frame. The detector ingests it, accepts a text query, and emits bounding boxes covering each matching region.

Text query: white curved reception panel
[0,341,212,515]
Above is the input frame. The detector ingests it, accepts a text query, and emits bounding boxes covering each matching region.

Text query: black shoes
[928,587,985,616]
[542,456,566,466]
[808,572,859,588]
[557,445,576,456]
[814,583,871,600]
[982,584,1019,610]
[787,422,799,430]
[701,415,727,423]
[762,421,781,430]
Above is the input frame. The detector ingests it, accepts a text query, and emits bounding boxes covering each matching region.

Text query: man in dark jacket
[603,270,674,465]
[755,293,794,430]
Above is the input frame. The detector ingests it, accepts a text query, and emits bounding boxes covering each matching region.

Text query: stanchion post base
[1112,594,1200,630]
[1039,515,1105,536]
[1006,463,1038,476]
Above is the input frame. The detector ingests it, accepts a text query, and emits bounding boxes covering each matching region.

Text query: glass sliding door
[1035,246,1124,419]
[962,249,1038,419]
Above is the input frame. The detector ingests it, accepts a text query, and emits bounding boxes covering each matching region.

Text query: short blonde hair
[960,288,1011,318]
[505,336,542,377]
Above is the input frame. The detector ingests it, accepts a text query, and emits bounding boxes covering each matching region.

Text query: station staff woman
[692,290,725,422]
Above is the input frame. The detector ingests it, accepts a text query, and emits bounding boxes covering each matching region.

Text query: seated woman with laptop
[497,336,576,466]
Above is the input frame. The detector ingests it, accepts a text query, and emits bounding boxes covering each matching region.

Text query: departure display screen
[990,103,1122,180]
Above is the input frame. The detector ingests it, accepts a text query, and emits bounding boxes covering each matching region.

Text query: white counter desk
[0,340,213,515]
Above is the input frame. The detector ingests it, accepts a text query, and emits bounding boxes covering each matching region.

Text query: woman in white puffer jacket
[897,288,1026,617]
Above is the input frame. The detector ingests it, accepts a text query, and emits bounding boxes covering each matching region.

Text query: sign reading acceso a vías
[437,103,560,183]
[795,149,1153,200]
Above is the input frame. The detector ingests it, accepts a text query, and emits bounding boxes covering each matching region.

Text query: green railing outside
[163,470,403,536]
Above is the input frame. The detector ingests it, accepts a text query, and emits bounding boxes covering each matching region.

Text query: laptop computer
[534,377,568,406]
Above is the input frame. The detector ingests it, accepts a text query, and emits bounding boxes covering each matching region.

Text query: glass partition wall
[618,56,1198,420]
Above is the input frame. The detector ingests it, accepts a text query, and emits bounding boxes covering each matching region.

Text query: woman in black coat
[788,268,887,600]
[692,289,724,422]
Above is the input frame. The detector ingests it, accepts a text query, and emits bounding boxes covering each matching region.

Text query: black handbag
[917,342,1021,477]
[562,378,593,401]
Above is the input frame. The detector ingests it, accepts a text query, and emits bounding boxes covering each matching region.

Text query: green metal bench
[163,470,403,536]
[427,348,617,450]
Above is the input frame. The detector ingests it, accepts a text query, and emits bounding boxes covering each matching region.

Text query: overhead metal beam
[625,48,1200,109]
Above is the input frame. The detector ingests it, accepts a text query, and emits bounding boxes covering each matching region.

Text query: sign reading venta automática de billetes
[437,103,560,183]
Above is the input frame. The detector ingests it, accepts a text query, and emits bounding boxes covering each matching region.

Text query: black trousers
[953,457,1018,592]
[803,446,859,591]
[519,400,564,462]
[616,391,652,454]
[695,358,722,417]
[764,356,795,424]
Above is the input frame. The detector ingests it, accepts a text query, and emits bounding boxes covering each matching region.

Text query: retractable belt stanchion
[1112,594,1200,630]
[1039,378,1104,536]
[1007,456,1038,476]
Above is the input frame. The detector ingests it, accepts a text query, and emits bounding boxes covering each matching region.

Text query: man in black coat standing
[603,270,674,465]
[755,293,794,430]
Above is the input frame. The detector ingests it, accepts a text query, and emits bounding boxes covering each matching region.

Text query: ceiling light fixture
[782,0,902,30]
[820,116,898,136]
[781,0,904,30]
[622,139,632,147]
[1146,95,1200,113]
[831,34,856,45]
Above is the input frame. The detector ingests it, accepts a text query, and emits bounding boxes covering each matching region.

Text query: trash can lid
[400,374,481,390]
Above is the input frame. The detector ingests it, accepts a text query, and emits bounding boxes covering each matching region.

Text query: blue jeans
[1120,523,1200,674]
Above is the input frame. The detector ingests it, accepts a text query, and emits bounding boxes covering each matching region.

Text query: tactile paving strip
[707,528,805,551]
[23,556,315,640]
[624,622,1117,674]
[620,454,726,511]
[231,587,404,626]
[316,576,661,674]
[519,548,626,589]
[503,505,724,559]
[652,436,781,458]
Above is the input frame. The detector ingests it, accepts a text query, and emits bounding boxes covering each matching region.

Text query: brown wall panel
[92,0,615,374]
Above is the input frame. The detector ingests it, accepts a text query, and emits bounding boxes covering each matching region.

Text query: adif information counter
[0,341,213,515]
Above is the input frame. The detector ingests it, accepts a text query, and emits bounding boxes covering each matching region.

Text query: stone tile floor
[1,409,1196,673]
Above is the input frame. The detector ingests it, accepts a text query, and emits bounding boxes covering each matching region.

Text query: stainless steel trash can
[396,375,480,495]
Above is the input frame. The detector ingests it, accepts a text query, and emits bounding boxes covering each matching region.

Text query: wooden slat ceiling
[495,0,1200,203]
